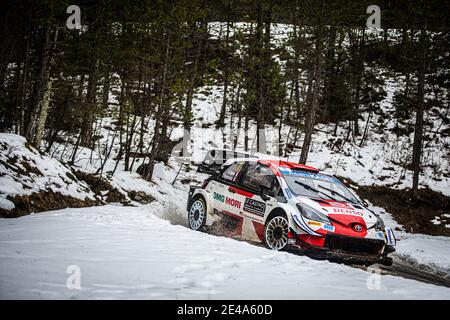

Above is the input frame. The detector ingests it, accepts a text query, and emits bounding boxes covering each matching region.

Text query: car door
[234,163,281,241]
[211,161,246,215]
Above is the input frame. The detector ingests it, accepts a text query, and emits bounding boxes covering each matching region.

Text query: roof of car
[257,159,319,173]
[223,158,319,173]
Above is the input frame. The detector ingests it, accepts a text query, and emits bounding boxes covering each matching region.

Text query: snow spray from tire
[160,201,189,227]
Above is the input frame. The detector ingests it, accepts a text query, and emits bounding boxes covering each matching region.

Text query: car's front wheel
[188,198,206,231]
[264,213,289,251]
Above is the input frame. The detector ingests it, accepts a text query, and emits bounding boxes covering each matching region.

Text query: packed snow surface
[1,205,449,299]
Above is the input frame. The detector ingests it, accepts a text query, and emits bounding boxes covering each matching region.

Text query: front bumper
[324,234,386,255]
[287,243,394,266]
[290,230,395,256]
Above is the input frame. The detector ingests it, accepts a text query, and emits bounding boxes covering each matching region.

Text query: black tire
[188,197,207,231]
[264,212,289,251]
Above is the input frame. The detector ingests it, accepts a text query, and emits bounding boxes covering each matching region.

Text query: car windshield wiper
[294,180,339,202]
[317,184,356,204]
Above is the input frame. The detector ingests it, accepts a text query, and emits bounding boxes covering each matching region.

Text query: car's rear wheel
[188,198,206,231]
[264,213,289,251]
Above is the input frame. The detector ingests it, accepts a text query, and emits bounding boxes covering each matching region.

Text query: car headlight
[296,203,331,225]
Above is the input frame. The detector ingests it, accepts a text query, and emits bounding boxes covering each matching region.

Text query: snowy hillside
[0,134,96,214]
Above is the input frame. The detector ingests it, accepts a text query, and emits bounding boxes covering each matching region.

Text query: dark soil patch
[73,171,128,204]
[356,185,450,236]
[128,190,155,204]
[20,160,43,176]
[0,191,99,218]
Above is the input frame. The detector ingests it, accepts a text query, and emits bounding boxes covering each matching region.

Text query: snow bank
[369,203,450,274]
[0,133,95,211]
[395,234,450,275]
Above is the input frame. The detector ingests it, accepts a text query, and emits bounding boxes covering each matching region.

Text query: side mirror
[260,186,272,201]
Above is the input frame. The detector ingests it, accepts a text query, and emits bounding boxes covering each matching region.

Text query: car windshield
[280,168,359,204]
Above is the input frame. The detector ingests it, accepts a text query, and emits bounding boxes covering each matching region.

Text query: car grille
[324,235,385,255]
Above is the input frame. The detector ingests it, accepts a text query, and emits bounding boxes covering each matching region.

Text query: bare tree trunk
[256,2,272,154]
[31,28,59,148]
[26,26,52,144]
[184,18,206,130]
[359,111,372,147]
[16,22,32,136]
[217,0,232,128]
[353,32,364,137]
[145,30,171,181]
[80,58,99,148]
[244,116,249,152]
[102,72,110,111]
[112,73,126,175]
[299,23,323,165]
[412,29,427,195]
[32,77,54,147]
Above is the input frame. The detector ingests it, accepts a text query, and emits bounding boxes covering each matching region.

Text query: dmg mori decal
[225,197,241,209]
[214,192,241,209]
[213,192,225,202]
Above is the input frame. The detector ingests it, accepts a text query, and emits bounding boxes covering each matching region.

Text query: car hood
[297,196,378,228]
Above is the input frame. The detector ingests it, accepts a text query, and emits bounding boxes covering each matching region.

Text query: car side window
[221,162,245,183]
[241,163,279,196]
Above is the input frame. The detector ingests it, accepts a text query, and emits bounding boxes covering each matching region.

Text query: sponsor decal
[243,198,266,216]
[213,192,225,202]
[242,212,263,222]
[279,168,338,183]
[284,188,293,199]
[225,196,241,209]
[307,221,322,227]
[376,231,385,240]
[306,221,335,232]
[214,192,242,209]
[332,208,364,216]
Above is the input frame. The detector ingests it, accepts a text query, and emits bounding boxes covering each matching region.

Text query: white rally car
[187,158,396,265]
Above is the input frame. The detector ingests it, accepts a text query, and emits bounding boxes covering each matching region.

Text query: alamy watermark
[66,5,81,30]
[366,266,386,290]
[366,5,381,30]
[65,4,381,31]
[66,265,81,290]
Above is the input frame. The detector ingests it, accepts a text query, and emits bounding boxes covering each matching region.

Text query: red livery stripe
[228,186,254,198]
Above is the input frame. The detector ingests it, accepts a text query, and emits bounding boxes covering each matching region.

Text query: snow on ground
[1,205,449,300]
[368,203,450,274]
[0,133,95,210]
[395,233,450,275]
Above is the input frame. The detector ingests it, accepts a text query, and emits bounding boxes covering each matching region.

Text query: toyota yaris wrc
[187,158,396,265]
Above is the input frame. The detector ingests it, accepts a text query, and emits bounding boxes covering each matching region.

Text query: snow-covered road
[1,205,449,299]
